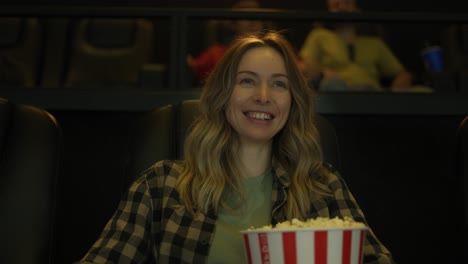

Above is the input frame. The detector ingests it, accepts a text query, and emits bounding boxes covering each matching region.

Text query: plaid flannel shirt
[78,160,395,264]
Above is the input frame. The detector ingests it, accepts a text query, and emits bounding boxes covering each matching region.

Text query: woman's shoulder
[320,163,348,189]
[149,159,185,172]
[142,160,185,185]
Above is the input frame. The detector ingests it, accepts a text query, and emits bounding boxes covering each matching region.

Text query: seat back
[124,99,341,186]
[456,116,468,262]
[0,97,61,263]
[0,17,42,87]
[65,18,154,88]
[439,24,468,92]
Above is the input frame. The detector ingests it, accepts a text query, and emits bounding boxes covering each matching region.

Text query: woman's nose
[254,83,270,103]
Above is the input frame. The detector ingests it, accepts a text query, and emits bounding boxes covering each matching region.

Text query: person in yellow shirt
[299,0,413,92]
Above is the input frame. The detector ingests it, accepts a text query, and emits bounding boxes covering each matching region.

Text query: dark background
[1,0,464,12]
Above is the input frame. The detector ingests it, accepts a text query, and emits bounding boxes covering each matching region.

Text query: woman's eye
[272,80,288,89]
[239,78,256,87]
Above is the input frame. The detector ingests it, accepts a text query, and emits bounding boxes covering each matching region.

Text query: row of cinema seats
[1,96,467,263]
[0,98,340,263]
[0,17,166,89]
[2,16,468,92]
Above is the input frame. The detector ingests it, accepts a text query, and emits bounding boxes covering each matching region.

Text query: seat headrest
[0,17,23,47]
[85,18,136,48]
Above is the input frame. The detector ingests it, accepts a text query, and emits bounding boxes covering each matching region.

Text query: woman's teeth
[247,112,272,120]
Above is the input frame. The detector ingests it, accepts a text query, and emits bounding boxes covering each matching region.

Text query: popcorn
[241,217,368,264]
[247,216,366,231]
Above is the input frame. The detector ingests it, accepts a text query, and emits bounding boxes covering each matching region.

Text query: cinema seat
[0,97,62,263]
[64,18,155,89]
[456,116,468,263]
[0,17,41,88]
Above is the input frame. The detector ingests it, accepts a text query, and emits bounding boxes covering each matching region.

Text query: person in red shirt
[186,30,230,84]
[187,0,265,86]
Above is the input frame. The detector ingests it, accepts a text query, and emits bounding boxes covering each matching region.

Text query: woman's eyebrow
[237,71,289,79]
[271,73,289,79]
[237,70,257,76]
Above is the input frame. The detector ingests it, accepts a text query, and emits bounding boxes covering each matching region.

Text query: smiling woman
[77,32,394,264]
[226,46,291,148]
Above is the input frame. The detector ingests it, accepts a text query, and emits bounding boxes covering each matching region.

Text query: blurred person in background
[298,0,413,92]
[187,0,268,86]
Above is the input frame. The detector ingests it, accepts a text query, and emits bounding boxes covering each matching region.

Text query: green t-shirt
[207,169,273,264]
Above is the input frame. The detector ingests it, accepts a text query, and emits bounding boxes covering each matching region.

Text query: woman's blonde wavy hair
[176,31,331,220]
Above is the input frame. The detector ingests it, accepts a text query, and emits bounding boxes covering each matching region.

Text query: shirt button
[200,239,208,245]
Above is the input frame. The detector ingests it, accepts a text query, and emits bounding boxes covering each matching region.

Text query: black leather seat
[456,116,468,262]
[65,18,160,89]
[124,99,341,187]
[0,17,41,88]
[0,97,61,263]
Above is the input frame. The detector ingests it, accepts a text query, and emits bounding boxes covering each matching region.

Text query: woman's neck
[238,143,272,178]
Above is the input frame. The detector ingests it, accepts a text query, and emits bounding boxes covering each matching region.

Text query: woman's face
[225,46,291,146]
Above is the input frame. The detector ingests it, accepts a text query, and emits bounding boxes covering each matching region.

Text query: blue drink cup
[422,46,444,72]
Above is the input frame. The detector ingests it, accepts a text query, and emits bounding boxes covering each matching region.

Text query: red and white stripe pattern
[243,228,366,264]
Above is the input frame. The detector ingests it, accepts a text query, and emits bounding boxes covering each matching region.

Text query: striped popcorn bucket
[241,227,368,264]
